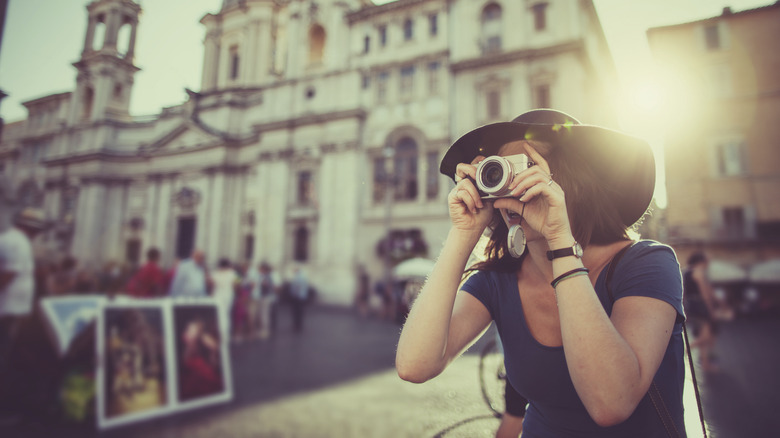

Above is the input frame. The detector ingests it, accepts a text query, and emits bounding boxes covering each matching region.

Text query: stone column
[104,9,120,49]
[83,17,97,53]
[157,176,174,264]
[207,170,226,263]
[125,20,138,61]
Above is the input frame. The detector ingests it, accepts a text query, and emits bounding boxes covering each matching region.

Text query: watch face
[574,243,583,258]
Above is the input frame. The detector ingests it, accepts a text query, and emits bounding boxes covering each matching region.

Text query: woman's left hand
[492,143,574,245]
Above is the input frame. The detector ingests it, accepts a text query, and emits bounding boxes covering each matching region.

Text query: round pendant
[507,224,526,258]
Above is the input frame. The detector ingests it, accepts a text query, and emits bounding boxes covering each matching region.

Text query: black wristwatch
[547,241,583,260]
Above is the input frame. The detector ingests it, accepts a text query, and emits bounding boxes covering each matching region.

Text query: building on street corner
[0,0,619,304]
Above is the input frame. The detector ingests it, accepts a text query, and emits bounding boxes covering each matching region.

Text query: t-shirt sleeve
[460,270,496,318]
[611,241,685,322]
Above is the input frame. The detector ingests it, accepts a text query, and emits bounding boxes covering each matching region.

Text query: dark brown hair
[469,140,632,273]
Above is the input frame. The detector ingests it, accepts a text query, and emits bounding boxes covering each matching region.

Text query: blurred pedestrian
[168,249,208,297]
[211,258,238,338]
[683,251,726,373]
[125,247,166,297]
[232,263,252,342]
[247,261,278,339]
[0,207,47,420]
[288,266,310,333]
[354,265,370,319]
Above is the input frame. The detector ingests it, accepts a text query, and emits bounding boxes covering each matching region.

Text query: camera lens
[481,162,504,188]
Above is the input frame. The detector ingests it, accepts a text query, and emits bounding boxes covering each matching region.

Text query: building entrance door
[176,216,197,259]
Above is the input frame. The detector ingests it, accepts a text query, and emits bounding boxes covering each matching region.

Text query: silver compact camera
[475,154,534,199]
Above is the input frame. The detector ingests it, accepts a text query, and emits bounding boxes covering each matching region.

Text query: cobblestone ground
[2,306,778,438]
[134,355,500,438]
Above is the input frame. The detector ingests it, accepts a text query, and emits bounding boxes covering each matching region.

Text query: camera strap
[605,242,708,438]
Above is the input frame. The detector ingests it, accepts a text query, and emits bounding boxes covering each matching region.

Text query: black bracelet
[551,267,589,289]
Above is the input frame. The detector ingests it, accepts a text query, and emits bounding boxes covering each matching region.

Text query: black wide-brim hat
[440,109,655,226]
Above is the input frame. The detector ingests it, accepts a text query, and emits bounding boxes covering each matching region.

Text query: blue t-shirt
[461,240,687,438]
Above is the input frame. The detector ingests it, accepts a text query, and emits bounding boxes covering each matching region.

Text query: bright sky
[0,0,773,204]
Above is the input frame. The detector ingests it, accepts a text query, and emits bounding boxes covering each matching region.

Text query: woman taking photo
[396,109,686,437]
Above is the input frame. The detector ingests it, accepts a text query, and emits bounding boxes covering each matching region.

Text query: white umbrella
[749,259,780,284]
[393,257,436,280]
[707,260,747,283]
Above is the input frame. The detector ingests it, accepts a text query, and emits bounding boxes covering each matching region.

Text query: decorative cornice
[450,40,584,73]
[252,108,367,133]
[347,0,433,24]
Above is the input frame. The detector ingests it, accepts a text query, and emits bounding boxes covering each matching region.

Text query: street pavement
[4,304,779,437]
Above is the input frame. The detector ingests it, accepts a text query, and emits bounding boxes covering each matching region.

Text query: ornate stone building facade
[0,0,618,304]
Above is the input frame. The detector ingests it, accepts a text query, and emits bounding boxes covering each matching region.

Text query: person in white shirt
[211,258,238,339]
[168,250,208,297]
[0,207,47,415]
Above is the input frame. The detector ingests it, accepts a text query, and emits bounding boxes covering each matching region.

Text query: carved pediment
[143,122,224,154]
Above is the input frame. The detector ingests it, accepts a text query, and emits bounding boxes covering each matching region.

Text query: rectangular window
[244,234,255,261]
[400,65,415,96]
[427,62,440,94]
[484,36,501,54]
[534,84,550,108]
[373,157,387,203]
[714,141,745,176]
[723,207,745,239]
[229,45,240,80]
[297,171,313,205]
[377,71,389,104]
[363,35,370,54]
[379,24,387,47]
[403,18,414,41]
[532,3,548,31]
[487,90,501,119]
[704,24,720,50]
[362,74,371,89]
[426,151,439,199]
[429,13,438,36]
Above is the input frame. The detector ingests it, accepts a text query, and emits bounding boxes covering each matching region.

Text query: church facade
[0,0,618,304]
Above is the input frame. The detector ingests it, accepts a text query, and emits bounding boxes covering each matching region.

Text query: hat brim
[440,121,655,226]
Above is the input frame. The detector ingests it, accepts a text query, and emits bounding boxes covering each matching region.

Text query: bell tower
[69,0,141,124]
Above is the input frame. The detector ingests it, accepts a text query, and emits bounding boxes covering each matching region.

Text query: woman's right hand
[448,157,494,233]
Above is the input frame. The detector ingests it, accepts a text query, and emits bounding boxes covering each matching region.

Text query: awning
[707,260,748,283]
[749,259,780,284]
[393,257,436,280]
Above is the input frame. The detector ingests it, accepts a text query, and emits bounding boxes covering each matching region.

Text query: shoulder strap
[605,240,708,438]
[604,241,636,303]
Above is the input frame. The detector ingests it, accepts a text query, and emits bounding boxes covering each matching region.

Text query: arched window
[309,24,326,65]
[92,17,106,50]
[117,20,132,57]
[394,137,418,201]
[481,3,502,54]
[293,225,309,261]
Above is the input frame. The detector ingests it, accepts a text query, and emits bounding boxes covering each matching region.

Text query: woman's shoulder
[623,239,679,265]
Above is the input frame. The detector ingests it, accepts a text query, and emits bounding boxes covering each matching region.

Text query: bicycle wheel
[478,338,506,417]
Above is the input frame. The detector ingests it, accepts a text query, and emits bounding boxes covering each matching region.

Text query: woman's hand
[448,156,494,234]
[493,144,573,245]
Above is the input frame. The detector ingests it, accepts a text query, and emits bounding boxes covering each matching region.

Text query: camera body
[475,154,534,199]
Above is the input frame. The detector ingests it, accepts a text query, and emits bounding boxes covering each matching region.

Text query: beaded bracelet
[550,267,590,289]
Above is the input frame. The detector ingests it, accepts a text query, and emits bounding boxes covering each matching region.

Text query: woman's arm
[396,228,493,383]
[554,266,677,426]
[396,159,494,383]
